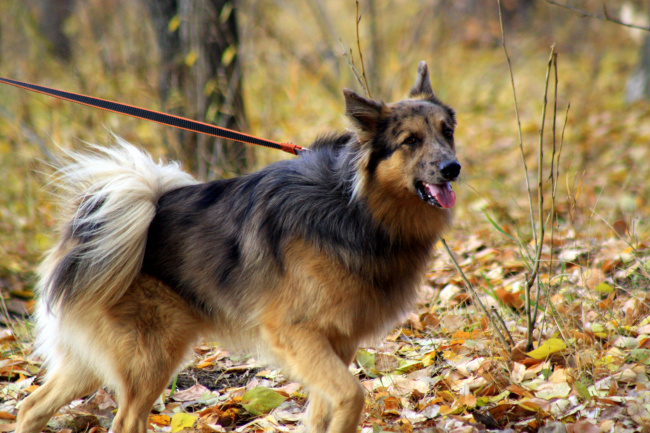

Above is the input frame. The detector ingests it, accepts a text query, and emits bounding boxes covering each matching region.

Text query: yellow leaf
[185,51,198,67]
[526,338,566,360]
[221,45,237,67]
[168,15,181,32]
[594,282,614,294]
[170,413,197,432]
[422,351,436,367]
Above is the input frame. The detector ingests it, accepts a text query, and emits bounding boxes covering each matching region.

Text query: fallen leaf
[241,387,287,416]
[149,414,171,427]
[170,384,214,402]
[580,268,605,290]
[495,287,524,309]
[272,400,303,423]
[567,420,600,433]
[593,282,614,294]
[170,413,197,432]
[527,338,567,360]
[535,382,571,400]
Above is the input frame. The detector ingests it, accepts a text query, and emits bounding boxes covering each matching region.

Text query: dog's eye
[403,135,418,146]
[442,127,454,140]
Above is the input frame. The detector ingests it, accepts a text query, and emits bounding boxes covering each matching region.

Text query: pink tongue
[426,183,456,208]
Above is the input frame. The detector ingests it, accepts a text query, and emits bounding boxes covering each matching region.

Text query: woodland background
[1,1,650,432]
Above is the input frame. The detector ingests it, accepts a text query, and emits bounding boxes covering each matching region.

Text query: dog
[16,61,460,433]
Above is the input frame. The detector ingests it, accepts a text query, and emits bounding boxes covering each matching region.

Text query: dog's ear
[343,89,385,133]
[409,61,436,99]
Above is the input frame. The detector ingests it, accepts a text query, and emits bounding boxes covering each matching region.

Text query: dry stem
[545,0,650,32]
[496,0,537,247]
[441,238,512,351]
[355,0,372,98]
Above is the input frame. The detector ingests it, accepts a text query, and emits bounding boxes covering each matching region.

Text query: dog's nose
[439,160,461,180]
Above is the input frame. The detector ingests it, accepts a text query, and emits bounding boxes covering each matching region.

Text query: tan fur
[18,275,206,433]
[17,62,459,433]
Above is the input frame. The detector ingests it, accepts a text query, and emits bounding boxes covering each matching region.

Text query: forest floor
[1,224,650,433]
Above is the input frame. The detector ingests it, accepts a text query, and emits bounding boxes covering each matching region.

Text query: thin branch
[341,44,367,93]
[545,0,650,32]
[496,0,537,247]
[526,47,556,350]
[492,306,515,346]
[526,46,556,292]
[538,57,563,346]
[440,238,512,351]
[355,0,372,98]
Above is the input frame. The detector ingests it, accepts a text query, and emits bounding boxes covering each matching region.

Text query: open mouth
[416,181,456,209]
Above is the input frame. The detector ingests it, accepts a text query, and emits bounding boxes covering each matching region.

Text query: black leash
[0,77,306,156]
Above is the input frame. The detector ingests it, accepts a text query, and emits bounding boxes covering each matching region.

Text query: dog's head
[345,61,460,210]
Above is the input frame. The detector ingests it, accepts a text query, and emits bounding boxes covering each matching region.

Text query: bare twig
[492,306,515,346]
[545,0,650,32]
[524,47,556,350]
[539,58,565,346]
[355,0,372,98]
[496,0,537,247]
[341,44,367,93]
[441,238,512,351]
[526,46,555,291]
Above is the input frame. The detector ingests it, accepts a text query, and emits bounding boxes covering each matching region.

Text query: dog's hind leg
[263,323,363,433]
[16,362,101,433]
[306,391,332,433]
[105,275,204,433]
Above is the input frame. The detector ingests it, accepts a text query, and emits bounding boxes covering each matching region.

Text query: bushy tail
[39,138,197,311]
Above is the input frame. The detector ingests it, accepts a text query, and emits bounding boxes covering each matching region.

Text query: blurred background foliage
[0,0,649,304]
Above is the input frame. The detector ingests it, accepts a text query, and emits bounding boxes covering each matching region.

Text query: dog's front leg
[262,323,364,433]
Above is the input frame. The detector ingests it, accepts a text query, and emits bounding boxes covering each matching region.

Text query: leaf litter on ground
[1,224,649,432]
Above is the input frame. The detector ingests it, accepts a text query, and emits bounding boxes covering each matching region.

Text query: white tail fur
[38,138,197,310]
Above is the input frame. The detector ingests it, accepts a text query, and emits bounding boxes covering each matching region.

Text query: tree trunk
[36,0,75,62]
[145,0,250,179]
[626,32,650,103]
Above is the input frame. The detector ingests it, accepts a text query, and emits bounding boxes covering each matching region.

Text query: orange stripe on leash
[0,77,306,156]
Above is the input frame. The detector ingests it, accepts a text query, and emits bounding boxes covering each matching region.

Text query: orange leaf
[507,385,535,398]
[438,405,454,416]
[382,396,401,416]
[25,385,40,393]
[457,394,477,408]
[148,414,171,426]
[495,287,524,309]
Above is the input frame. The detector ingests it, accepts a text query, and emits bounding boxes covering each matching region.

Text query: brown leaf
[506,384,535,399]
[375,353,399,372]
[567,420,600,433]
[396,418,413,433]
[382,396,401,416]
[580,268,606,290]
[495,287,524,309]
[170,384,212,402]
